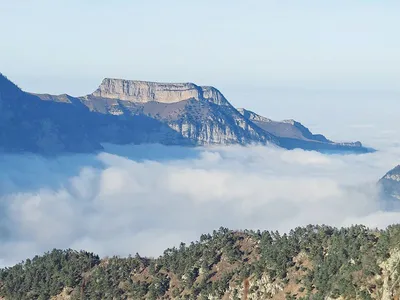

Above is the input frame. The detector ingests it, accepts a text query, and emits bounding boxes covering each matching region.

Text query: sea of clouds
[0,142,400,267]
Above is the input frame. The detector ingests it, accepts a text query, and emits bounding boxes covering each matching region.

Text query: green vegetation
[0,224,399,299]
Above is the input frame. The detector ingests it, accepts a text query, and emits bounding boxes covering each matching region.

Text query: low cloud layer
[0,144,400,267]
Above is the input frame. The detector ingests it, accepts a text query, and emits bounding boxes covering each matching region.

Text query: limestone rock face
[92,79,229,106]
[380,248,400,300]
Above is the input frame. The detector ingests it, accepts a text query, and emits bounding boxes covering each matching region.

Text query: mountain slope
[0,225,399,299]
[379,165,400,202]
[238,108,367,153]
[0,74,101,153]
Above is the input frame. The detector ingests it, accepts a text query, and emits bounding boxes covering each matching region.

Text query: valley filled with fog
[1,110,400,267]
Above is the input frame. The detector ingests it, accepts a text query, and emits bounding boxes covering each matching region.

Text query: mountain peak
[0,73,23,99]
[91,78,229,105]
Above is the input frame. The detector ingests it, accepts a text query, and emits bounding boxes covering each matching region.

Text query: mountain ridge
[0,73,371,154]
[0,225,399,299]
[237,108,364,152]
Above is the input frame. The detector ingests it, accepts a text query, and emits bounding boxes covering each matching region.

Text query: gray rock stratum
[0,73,370,154]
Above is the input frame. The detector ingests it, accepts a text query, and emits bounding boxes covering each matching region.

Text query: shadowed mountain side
[29,95,194,150]
[92,78,230,106]
[0,74,192,154]
[0,75,97,154]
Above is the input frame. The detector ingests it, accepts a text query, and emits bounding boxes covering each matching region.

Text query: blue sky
[1,0,400,134]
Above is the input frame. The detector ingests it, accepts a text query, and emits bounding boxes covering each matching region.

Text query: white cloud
[0,144,399,267]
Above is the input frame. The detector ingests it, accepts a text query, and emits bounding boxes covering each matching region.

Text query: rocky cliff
[92,78,229,106]
[83,79,277,146]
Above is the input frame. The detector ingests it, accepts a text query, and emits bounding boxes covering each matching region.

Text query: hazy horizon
[2,0,400,95]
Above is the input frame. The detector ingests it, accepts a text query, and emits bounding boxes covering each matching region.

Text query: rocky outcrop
[379,248,400,300]
[86,80,278,146]
[0,74,101,154]
[226,274,283,300]
[92,79,230,106]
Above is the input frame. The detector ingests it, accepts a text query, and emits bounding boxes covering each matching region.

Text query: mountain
[1,225,399,299]
[238,108,365,152]
[0,74,370,154]
[80,78,278,146]
[0,74,100,154]
[379,165,400,201]
[0,75,196,154]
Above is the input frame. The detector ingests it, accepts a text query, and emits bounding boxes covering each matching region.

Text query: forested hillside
[0,225,399,300]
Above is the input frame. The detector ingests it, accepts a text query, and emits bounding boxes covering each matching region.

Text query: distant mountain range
[0,74,370,154]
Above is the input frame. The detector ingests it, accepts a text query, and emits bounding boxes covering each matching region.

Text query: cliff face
[86,79,278,146]
[92,79,229,106]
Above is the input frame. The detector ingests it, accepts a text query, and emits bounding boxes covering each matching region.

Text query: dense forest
[0,224,399,300]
